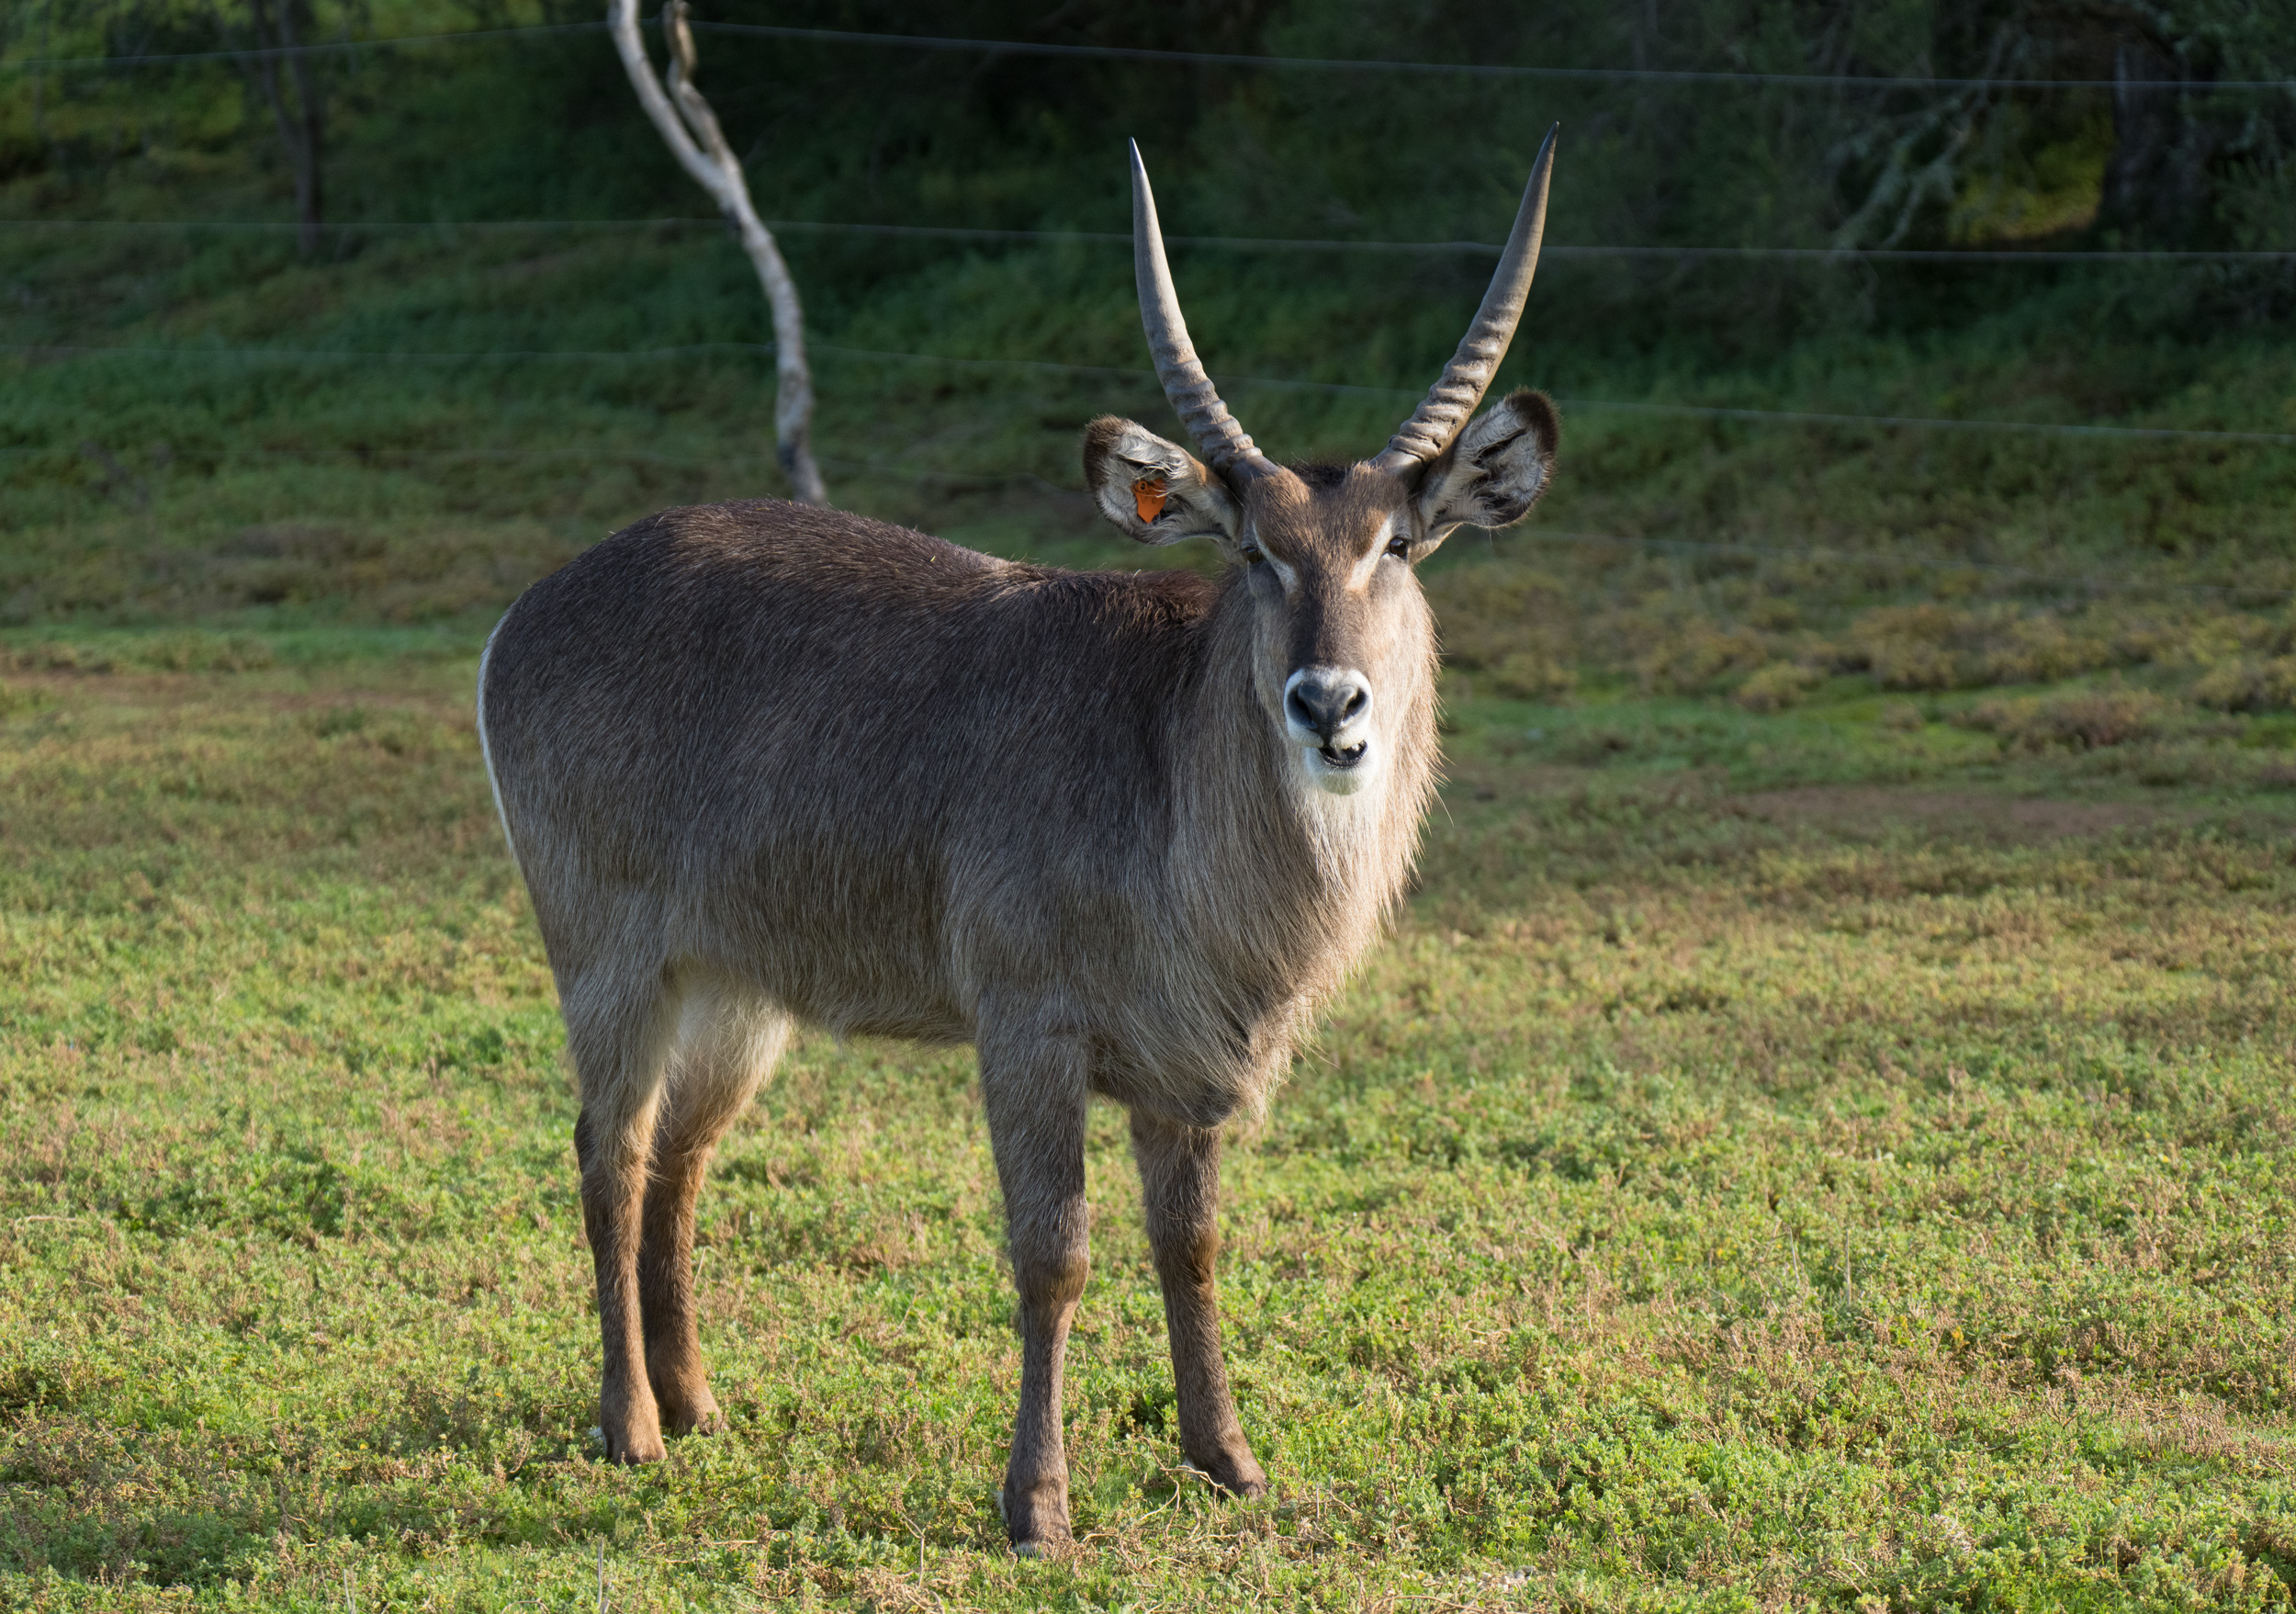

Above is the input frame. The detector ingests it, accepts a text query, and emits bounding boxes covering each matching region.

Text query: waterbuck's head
[1085,130,1561,798]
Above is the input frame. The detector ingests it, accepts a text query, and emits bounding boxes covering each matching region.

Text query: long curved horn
[1368,125,1558,476]
[1131,141,1271,481]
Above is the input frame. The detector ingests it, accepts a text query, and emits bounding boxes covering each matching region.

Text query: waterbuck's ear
[1083,416,1242,545]
[1412,389,1559,551]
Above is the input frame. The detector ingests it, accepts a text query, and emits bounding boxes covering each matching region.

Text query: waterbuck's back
[480,499,1244,1052]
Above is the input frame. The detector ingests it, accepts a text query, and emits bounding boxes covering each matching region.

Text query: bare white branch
[609,0,826,505]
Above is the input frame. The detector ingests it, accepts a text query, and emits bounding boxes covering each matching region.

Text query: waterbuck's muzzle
[1284,666,1373,768]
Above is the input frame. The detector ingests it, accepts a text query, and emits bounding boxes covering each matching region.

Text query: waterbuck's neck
[1158,570,1440,1015]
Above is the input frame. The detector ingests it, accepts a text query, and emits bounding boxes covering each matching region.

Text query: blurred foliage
[4,0,2293,350]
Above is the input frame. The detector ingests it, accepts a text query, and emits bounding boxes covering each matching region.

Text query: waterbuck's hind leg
[979,1021,1092,1555]
[1130,1109,1266,1499]
[640,988,788,1437]
[566,969,680,1465]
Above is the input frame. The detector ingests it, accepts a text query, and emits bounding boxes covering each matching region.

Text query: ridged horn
[1131,140,1271,481]
[1368,125,1558,476]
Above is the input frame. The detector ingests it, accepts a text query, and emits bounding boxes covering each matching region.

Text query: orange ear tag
[1133,478,1169,524]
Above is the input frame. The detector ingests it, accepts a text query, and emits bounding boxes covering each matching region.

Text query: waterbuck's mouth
[1317,740,1367,769]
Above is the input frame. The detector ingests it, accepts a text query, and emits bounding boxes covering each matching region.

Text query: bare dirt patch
[1729,785,2184,840]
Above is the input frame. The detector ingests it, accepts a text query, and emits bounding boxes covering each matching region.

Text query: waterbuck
[477,129,1559,1554]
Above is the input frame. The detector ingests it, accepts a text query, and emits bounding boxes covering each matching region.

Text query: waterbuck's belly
[679,828,1298,1117]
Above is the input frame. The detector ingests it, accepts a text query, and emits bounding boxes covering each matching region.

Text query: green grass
[2,641,2292,1611]
[8,209,2296,1614]
[6,14,2296,1601]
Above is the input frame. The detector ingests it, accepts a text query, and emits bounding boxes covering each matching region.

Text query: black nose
[1285,667,1373,743]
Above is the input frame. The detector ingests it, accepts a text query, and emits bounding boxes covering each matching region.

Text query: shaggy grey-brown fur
[479,137,1561,1554]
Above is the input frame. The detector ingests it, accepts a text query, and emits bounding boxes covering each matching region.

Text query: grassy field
[2,605,2293,1610]
[8,222,2296,1614]
[7,15,2296,1602]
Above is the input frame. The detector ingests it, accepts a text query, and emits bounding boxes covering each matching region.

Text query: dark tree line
[5,0,2289,267]
[1834,0,2296,247]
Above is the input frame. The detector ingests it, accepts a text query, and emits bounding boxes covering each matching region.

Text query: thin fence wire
[1528,530,2294,601]
[6,339,2293,446]
[6,437,1078,496]
[0,19,604,70]
[1567,398,2296,446]
[686,19,2296,92]
[15,428,2290,601]
[13,389,2278,601]
[4,15,2290,90]
[5,214,2291,262]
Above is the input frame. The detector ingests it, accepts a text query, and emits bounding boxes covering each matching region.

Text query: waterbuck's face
[1085,393,1558,796]
[1102,128,1564,796]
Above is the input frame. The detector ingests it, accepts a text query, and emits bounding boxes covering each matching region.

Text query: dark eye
[1240,540,1266,566]
[1386,535,1412,560]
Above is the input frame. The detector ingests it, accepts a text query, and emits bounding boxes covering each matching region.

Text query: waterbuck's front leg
[1130,1110,1266,1498]
[979,1024,1091,1555]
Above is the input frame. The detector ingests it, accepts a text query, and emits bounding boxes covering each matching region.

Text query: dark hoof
[996,1485,1073,1558]
[659,1395,726,1439]
[606,1431,668,1464]
[1187,1451,1268,1499]
[598,1403,668,1464]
